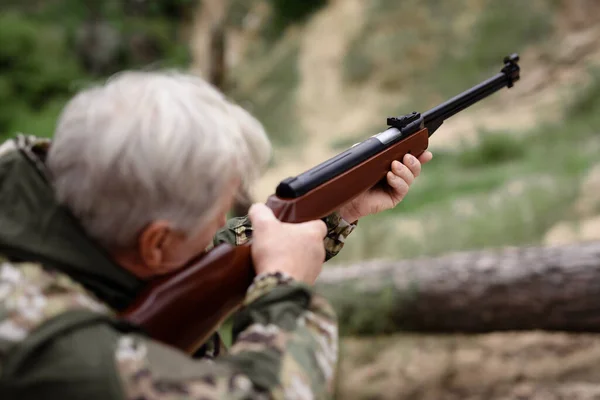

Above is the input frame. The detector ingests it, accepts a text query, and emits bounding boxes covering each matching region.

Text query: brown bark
[317,241,600,335]
[208,21,227,90]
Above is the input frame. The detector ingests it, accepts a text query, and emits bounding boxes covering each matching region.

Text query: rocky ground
[338,331,600,400]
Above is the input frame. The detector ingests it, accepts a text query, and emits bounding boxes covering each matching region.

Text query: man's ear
[138,221,178,273]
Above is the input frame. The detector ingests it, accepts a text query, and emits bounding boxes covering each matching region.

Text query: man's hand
[338,151,433,222]
[248,203,327,285]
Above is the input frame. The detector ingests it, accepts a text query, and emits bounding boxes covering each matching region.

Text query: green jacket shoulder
[0,261,338,400]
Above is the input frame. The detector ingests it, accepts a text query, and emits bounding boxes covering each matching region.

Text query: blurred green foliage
[0,12,84,136]
[0,0,196,139]
[1,0,328,142]
[229,0,328,40]
[264,0,328,39]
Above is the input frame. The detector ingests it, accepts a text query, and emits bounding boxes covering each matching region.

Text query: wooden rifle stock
[121,54,521,354]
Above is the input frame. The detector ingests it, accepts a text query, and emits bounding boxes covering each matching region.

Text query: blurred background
[2,0,600,398]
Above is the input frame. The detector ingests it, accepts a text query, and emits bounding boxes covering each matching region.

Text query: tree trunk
[206,9,253,218]
[317,241,600,335]
[208,21,227,90]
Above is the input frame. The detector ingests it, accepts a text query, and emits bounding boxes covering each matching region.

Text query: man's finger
[392,159,416,185]
[418,151,433,164]
[387,171,409,201]
[402,153,422,178]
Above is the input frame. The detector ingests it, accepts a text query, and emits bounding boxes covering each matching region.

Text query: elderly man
[0,71,431,399]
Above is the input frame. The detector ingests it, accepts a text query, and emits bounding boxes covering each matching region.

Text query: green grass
[401,121,597,213]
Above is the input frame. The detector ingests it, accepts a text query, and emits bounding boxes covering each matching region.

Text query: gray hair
[47,70,271,249]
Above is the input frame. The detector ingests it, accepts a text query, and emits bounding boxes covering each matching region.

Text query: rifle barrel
[423,53,520,136]
[423,73,506,124]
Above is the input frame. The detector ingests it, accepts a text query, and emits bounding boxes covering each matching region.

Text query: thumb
[248,203,277,228]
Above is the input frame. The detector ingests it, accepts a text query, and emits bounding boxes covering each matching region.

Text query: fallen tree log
[316,241,600,335]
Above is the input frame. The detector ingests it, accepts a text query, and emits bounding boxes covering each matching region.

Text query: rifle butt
[121,243,254,354]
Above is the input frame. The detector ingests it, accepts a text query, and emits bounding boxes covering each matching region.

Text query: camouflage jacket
[0,135,357,400]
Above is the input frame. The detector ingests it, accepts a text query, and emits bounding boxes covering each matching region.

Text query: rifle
[121,54,521,354]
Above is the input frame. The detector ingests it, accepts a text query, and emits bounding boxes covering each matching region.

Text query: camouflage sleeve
[116,272,338,399]
[320,212,357,261]
[212,212,357,261]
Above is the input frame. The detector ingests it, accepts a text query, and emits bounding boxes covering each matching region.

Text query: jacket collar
[0,135,143,311]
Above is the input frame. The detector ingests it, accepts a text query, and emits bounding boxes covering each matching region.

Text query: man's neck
[110,249,155,280]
